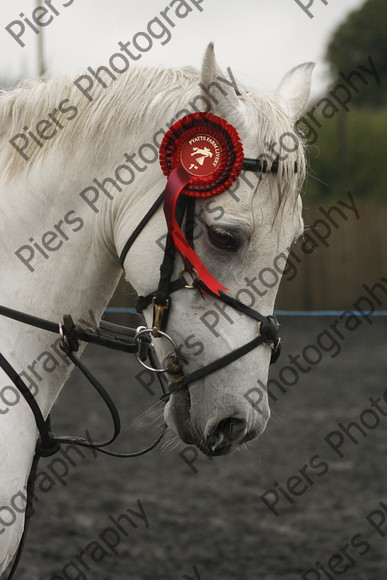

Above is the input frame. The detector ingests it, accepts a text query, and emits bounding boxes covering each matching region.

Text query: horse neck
[0,155,125,416]
[0,66,199,415]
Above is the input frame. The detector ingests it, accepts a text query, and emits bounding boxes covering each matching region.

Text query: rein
[0,309,168,580]
[0,153,286,578]
[0,306,167,457]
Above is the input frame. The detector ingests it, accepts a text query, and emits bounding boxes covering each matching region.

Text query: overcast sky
[0,0,366,97]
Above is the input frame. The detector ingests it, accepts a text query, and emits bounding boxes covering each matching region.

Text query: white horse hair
[0,44,314,572]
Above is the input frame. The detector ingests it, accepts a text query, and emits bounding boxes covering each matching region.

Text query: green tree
[326,0,387,107]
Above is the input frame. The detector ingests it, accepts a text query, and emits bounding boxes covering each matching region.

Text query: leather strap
[0,305,140,354]
[119,191,165,267]
[243,157,298,173]
[0,352,59,454]
[165,334,267,397]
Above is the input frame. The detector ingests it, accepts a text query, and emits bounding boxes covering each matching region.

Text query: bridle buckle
[59,314,79,354]
[152,297,169,338]
[272,337,281,353]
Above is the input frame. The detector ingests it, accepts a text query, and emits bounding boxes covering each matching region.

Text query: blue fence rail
[105,307,387,317]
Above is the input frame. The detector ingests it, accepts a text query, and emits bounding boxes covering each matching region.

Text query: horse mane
[0,65,197,177]
[0,64,305,197]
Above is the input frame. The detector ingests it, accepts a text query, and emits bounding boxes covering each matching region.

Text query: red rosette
[159,113,244,295]
[159,112,244,197]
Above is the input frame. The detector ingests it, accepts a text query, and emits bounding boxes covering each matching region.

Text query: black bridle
[0,154,288,578]
[119,155,285,396]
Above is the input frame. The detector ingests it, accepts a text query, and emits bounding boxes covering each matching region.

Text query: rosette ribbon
[159,113,244,295]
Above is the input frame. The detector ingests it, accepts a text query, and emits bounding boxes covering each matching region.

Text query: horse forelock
[238,92,306,205]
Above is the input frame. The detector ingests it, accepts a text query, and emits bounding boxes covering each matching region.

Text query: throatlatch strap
[119,191,165,267]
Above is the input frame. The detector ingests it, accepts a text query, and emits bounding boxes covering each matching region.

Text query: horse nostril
[217,417,245,440]
[205,417,246,455]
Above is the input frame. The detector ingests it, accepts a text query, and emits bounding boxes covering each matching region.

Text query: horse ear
[276,62,315,120]
[200,42,239,116]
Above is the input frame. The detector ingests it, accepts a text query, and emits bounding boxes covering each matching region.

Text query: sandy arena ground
[10,315,387,580]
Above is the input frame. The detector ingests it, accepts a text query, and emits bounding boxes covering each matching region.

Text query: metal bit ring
[134,327,179,373]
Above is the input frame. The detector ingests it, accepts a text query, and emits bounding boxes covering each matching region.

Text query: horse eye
[207,225,239,251]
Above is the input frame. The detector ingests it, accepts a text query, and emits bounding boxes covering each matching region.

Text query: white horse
[0,44,313,572]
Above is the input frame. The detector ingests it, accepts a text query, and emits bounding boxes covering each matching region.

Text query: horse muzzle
[166,389,258,456]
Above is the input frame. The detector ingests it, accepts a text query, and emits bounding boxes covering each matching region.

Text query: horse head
[120,44,314,456]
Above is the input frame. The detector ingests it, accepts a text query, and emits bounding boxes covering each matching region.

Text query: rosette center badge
[180,134,221,177]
